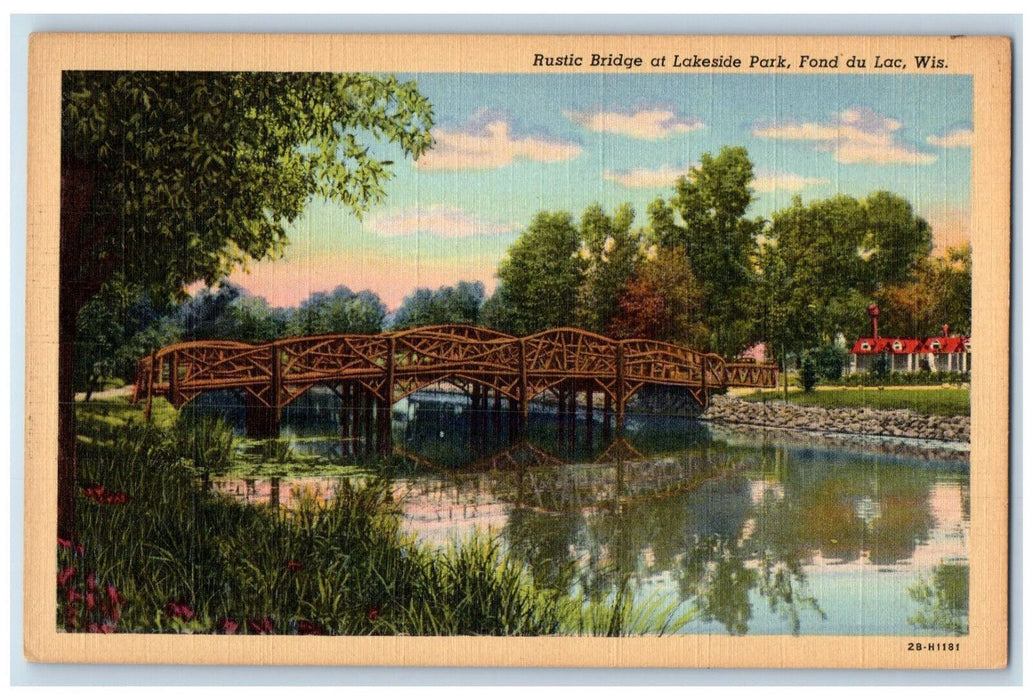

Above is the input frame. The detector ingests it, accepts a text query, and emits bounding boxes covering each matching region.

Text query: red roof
[851,336,969,354]
[922,336,968,353]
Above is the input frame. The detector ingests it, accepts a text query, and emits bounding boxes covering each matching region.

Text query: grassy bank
[740,386,970,417]
[63,397,692,636]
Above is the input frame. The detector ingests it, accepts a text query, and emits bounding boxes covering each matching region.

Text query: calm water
[201,389,969,636]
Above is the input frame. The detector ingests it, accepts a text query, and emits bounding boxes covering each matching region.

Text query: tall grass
[66,405,694,635]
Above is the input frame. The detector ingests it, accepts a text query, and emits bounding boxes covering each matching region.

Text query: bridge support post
[556,387,566,443]
[567,388,576,444]
[377,337,396,456]
[585,388,594,446]
[615,344,626,436]
[245,392,280,439]
[602,392,612,441]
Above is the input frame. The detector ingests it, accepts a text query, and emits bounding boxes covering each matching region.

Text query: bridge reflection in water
[133,324,778,452]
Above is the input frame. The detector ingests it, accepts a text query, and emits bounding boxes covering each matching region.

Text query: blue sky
[229,72,973,310]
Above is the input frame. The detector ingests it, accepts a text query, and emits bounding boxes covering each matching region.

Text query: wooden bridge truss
[133,325,777,450]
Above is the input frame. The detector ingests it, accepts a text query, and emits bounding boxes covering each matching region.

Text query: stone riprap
[703,394,969,444]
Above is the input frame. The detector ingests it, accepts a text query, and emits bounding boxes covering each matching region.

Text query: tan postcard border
[24,33,1012,669]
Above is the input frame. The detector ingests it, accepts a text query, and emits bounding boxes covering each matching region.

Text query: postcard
[24,33,1011,668]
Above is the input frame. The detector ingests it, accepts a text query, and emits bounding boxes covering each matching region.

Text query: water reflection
[204,389,969,636]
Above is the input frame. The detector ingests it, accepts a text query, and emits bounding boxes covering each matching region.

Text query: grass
[742,386,969,417]
[65,397,695,636]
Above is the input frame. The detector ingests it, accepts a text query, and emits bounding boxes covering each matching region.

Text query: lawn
[741,386,970,417]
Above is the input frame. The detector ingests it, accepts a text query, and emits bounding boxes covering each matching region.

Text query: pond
[196,388,969,637]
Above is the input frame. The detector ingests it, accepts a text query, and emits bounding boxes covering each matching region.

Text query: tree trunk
[57,300,78,543]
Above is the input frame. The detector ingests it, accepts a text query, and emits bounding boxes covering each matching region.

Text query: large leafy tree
[59,71,434,538]
[491,211,586,335]
[758,191,935,357]
[647,147,764,356]
[574,204,642,334]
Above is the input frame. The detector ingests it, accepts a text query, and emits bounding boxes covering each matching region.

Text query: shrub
[798,353,818,393]
[812,344,847,381]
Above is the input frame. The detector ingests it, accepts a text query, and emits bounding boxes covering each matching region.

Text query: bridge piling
[602,392,612,441]
[586,389,594,446]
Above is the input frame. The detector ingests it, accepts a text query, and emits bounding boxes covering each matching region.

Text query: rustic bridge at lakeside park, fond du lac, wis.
[132,324,778,452]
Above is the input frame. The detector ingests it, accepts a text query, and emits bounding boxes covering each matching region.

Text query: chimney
[868,303,880,339]
[942,323,949,337]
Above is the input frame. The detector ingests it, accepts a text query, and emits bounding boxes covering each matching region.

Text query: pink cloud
[751,170,829,192]
[603,164,688,188]
[417,110,581,170]
[367,206,519,238]
[927,127,974,149]
[564,108,704,139]
[753,107,936,165]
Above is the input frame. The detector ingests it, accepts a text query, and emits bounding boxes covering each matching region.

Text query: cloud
[603,164,689,188]
[927,127,974,149]
[752,107,936,165]
[751,170,830,192]
[367,205,520,238]
[564,108,704,139]
[417,110,581,170]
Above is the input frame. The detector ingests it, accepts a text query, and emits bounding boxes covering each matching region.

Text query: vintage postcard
[24,33,1010,668]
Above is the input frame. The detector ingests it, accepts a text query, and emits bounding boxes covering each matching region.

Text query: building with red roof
[848,327,970,374]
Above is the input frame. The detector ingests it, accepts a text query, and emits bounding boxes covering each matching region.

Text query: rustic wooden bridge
[133,325,777,452]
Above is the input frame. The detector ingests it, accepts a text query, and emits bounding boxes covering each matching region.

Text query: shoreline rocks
[702,394,970,446]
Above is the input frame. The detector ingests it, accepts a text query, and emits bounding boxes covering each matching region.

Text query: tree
[492,211,585,335]
[609,247,708,347]
[647,147,764,356]
[391,281,485,330]
[574,204,642,334]
[59,71,434,539]
[288,287,387,336]
[875,243,971,337]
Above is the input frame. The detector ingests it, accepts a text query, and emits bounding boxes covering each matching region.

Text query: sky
[227,72,973,311]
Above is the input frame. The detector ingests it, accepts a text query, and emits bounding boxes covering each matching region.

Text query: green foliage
[174,413,237,476]
[874,244,972,338]
[743,387,970,417]
[870,354,892,380]
[287,286,386,336]
[908,563,968,635]
[63,71,435,307]
[492,211,586,334]
[759,191,935,356]
[811,344,847,381]
[391,281,485,330]
[828,370,970,387]
[648,146,763,356]
[574,204,643,334]
[798,353,818,393]
[67,402,690,636]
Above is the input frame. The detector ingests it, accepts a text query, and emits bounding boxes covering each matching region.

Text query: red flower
[247,616,273,635]
[366,607,379,621]
[57,537,72,550]
[57,566,76,588]
[85,592,96,611]
[217,618,239,635]
[165,599,195,622]
[66,588,82,604]
[104,583,125,608]
[286,560,303,573]
[86,573,97,590]
[295,620,324,635]
[85,622,116,634]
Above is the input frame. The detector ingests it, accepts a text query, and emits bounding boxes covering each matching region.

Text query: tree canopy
[61,71,435,313]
